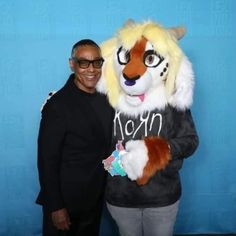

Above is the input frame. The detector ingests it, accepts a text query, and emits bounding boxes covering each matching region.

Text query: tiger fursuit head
[97,20,194,185]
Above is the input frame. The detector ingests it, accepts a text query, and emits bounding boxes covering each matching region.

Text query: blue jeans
[107,200,179,236]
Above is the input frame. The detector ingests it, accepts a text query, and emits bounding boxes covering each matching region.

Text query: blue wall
[0,0,236,235]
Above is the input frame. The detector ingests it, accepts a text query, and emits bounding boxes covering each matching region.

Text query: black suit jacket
[36,74,114,213]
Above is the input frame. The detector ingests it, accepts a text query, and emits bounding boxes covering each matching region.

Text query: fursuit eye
[117,47,130,65]
[143,50,164,67]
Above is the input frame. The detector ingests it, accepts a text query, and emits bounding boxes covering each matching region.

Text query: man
[36,39,114,236]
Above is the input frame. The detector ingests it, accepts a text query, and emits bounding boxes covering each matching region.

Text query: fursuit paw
[120,140,148,181]
[136,136,171,185]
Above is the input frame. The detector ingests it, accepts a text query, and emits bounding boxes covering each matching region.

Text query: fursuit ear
[168,56,195,110]
[168,26,186,40]
[123,18,136,27]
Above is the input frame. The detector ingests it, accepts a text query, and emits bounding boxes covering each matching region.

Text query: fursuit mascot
[98,20,199,235]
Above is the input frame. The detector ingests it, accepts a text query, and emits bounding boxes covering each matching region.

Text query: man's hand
[51,208,71,231]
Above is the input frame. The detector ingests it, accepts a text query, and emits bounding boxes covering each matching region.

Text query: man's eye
[79,60,89,66]
[93,60,102,66]
[117,47,130,65]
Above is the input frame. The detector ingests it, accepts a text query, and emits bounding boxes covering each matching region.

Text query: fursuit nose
[123,73,140,86]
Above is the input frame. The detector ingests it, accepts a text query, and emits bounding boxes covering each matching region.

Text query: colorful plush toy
[102,140,127,177]
[99,20,196,185]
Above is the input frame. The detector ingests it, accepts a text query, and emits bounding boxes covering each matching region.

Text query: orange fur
[123,37,147,79]
[136,136,171,185]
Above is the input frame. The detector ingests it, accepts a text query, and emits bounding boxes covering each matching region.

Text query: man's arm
[37,99,66,212]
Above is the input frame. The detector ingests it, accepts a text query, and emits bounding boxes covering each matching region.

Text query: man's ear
[69,58,75,72]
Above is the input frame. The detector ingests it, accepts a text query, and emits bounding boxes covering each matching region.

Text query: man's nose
[87,62,95,71]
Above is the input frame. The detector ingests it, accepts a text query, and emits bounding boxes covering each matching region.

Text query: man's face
[70,45,102,93]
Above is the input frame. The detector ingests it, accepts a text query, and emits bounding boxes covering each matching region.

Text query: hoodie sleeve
[168,108,199,160]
